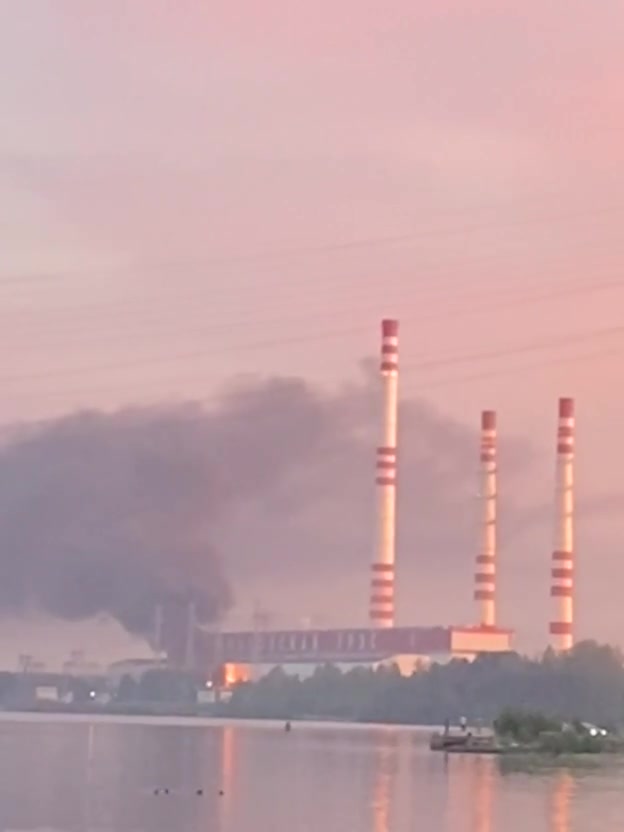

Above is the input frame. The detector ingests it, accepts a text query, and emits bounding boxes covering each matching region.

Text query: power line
[3,195,624,287]
[405,343,624,395]
[0,324,370,384]
[2,340,621,439]
[2,313,624,387]
[4,268,624,374]
[402,324,624,373]
[3,192,624,314]
[5,221,624,321]
[2,321,623,410]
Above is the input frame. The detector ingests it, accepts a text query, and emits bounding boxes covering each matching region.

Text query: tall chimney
[369,318,399,628]
[549,397,575,651]
[475,410,497,627]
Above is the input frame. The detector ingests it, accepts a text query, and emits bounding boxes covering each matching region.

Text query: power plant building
[167,320,580,685]
[188,319,538,684]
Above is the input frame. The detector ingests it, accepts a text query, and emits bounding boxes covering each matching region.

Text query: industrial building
[164,319,576,686]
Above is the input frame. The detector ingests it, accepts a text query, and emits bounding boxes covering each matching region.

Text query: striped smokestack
[475,410,497,627]
[370,319,399,628]
[549,397,575,651]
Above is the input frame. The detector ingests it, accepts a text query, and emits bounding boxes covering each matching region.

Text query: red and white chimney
[475,410,497,628]
[369,319,399,628]
[549,397,575,651]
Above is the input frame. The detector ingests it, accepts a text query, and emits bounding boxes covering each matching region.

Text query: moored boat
[429,731,501,754]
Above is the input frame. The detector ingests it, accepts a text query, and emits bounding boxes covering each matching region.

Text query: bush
[539,731,604,754]
[494,708,562,742]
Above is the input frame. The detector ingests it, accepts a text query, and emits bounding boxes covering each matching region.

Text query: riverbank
[429,710,624,756]
[0,709,441,735]
[0,701,219,718]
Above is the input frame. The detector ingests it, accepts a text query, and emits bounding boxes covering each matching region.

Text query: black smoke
[0,366,537,642]
[0,404,239,639]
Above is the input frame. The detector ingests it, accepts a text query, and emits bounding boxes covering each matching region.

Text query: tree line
[224,641,624,727]
[2,640,622,725]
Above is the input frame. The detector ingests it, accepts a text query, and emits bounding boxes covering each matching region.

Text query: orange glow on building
[223,662,251,687]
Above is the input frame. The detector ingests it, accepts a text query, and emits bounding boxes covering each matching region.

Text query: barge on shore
[429,731,502,754]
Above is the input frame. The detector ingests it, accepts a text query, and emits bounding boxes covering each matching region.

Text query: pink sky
[1,2,624,663]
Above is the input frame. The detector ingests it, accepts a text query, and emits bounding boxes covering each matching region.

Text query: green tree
[225,641,624,727]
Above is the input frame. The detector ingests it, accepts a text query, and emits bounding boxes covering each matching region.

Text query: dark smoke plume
[0,365,537,641]
[0,405,232,639]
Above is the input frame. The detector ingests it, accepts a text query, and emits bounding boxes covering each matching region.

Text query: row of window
[216,630,380,656]
[209,628,449,658]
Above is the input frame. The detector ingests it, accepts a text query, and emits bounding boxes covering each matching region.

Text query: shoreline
[0,708,437,731]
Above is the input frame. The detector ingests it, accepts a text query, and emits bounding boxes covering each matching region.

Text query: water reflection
[472,755,494,832]
[218,724,235,825]
[2,719,624,831]
[549,770,574,832]
[442,751,493,830]
[0,721,90,830]
[370,731,394,832]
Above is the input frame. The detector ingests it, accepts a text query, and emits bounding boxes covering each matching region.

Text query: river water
[0,714,622,831]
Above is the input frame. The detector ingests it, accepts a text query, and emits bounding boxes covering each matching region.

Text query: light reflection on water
[550,771,574,832]
[0,715,623,831]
